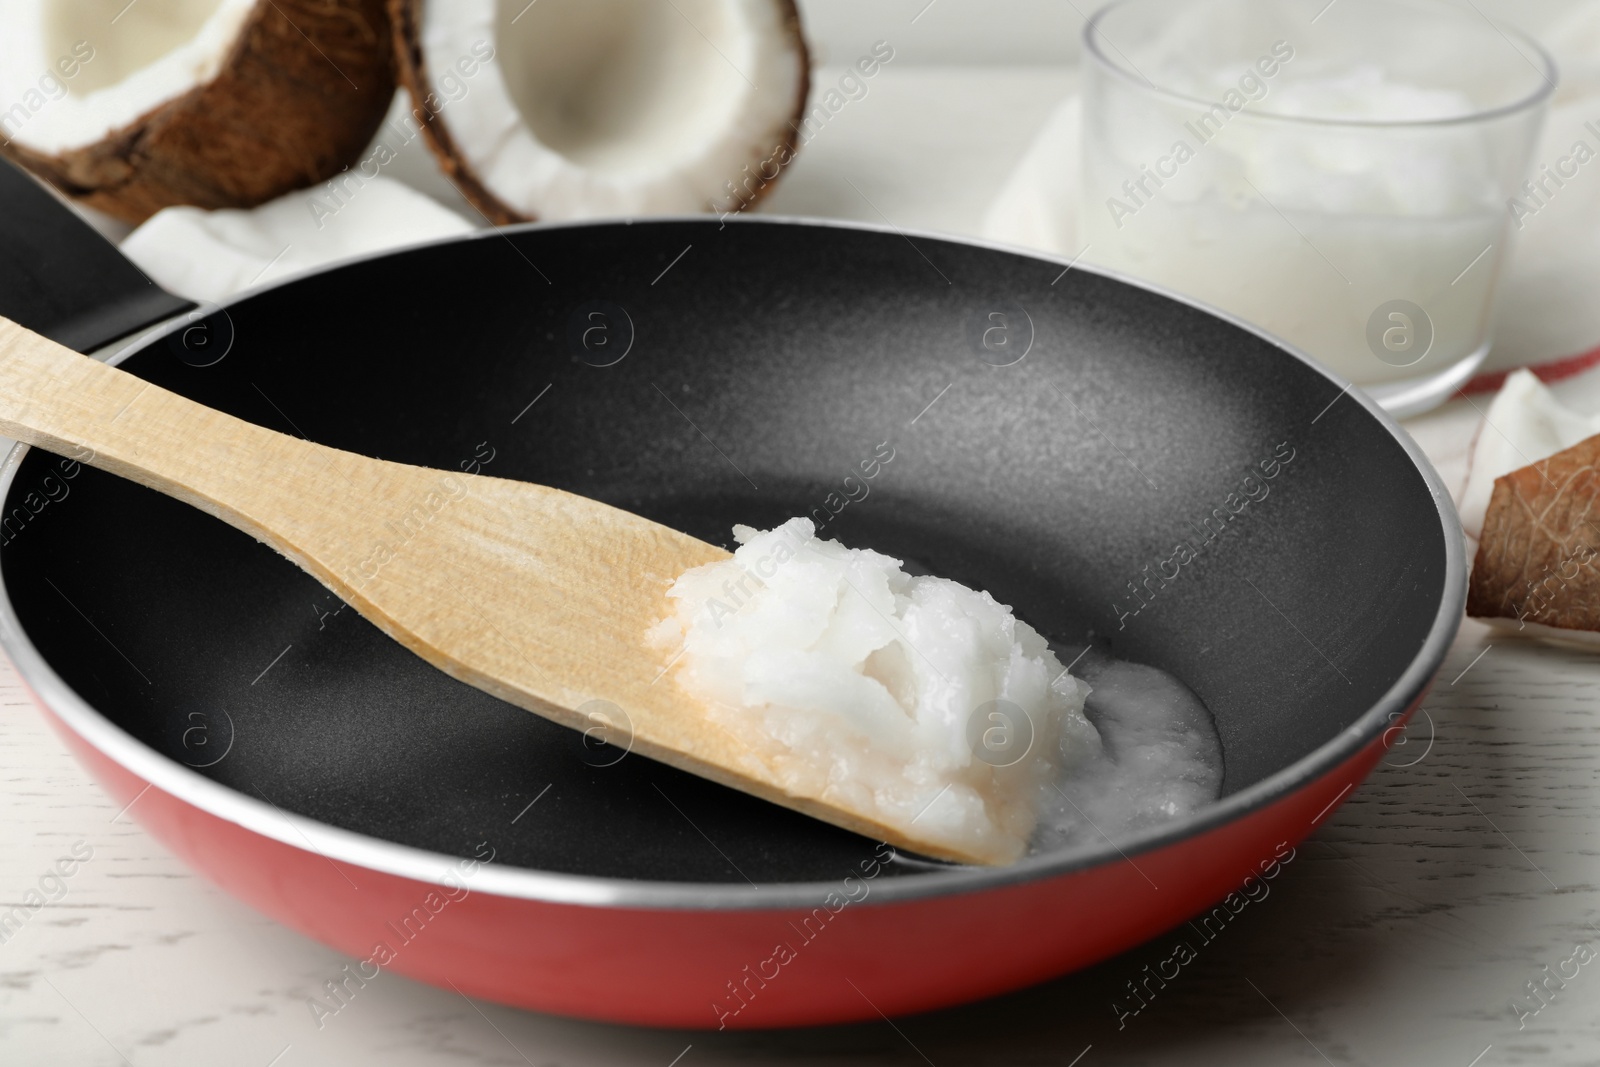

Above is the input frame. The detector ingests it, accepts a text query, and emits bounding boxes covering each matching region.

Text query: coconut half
[0,0,395,222]
[390,0,809,222]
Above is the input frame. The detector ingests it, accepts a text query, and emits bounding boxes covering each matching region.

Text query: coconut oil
[1079,0,1553,414]
[652,518,1224,866]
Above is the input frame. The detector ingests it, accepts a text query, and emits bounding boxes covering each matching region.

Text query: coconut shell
[388,0,810,224]
[3,0,395,224]
[1467,432,1600,633]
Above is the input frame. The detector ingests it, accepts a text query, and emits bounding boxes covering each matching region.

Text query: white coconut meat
[1,0,395,222]
[0,0,255,154]
[651,518,1101,865]
[411,0,806,219]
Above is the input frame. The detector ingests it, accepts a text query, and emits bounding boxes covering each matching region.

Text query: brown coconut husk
[387,0,810,224]
[3,0,395,224]
[1468,432,1600,634]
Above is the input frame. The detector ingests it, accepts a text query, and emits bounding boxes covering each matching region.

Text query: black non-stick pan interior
[0,219,1444,885]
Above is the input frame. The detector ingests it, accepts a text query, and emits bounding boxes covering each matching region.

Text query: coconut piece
[0,0,395,223]
[389,0,810,223]
[1467,433,1600,638]
[1459,369,1600,540]
[121,175,472,302]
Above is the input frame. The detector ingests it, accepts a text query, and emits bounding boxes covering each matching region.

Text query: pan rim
[0,213,1465,911]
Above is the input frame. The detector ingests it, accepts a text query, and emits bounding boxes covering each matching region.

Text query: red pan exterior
[31,681,1417,1029]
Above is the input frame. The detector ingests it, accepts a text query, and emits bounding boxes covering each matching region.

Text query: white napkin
[121,174,472,304]
[983,94,1081,260]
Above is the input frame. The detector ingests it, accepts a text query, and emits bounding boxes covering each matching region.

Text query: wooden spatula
[0,316,999,865]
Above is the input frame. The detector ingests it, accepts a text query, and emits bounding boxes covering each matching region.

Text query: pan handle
[0,157,192,354]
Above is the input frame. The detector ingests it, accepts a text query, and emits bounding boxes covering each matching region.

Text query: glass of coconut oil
[1080,0,1554,416]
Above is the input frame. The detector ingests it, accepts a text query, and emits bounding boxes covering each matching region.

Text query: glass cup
[1080,0,1555,416]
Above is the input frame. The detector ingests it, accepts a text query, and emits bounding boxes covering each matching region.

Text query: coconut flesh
[393,0,809,221]
[653,519,1226,865]
[0,0,395,222]
[0,0,253,154]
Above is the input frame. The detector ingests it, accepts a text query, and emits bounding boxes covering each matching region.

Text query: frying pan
[0,159,1464,1029]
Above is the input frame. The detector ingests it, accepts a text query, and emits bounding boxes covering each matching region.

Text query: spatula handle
[0,314,333,537]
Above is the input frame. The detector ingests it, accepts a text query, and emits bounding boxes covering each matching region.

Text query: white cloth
[121,175,472,305]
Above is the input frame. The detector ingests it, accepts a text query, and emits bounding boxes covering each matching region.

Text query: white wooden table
[4,61,1600,1066]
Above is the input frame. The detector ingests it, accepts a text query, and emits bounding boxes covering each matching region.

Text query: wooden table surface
[4,65,1600,1067]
